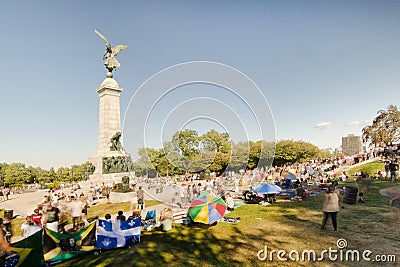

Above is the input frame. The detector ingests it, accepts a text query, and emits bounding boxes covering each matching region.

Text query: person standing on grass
[31,208,42,227]
[70,195,82,230]
[43,204,60,233]
[389,159,399,182]
[137,186,144,211]
[80,195,89,227]
[321,187,340,231]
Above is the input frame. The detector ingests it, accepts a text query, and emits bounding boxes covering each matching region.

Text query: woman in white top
[321,187,340,231]
[225,193,235,213]
[70,196,82,229]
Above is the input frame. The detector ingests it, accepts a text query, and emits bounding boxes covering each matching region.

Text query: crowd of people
[1,149,397,244]
[11,181,116,242]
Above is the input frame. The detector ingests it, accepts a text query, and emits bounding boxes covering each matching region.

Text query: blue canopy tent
[253,184,282,194]
[253,184,282,204]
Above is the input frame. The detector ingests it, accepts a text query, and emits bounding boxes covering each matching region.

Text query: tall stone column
[97,78,122,154]
[90,77,126,177]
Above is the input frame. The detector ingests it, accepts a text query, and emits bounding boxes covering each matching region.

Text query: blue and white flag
[96,218,141,249]
[98,219,113,232]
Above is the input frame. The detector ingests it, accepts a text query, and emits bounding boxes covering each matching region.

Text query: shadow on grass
[57,224,242,267]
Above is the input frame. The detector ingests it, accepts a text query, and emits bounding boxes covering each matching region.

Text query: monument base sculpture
[88,170,132,185]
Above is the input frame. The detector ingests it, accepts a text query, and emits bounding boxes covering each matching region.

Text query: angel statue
[95,30,128,77]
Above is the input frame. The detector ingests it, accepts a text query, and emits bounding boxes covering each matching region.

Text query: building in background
[342,134,363,156]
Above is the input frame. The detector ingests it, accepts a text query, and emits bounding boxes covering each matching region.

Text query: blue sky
[1,1,399,169]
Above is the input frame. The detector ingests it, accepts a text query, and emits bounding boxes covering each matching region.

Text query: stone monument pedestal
[89,76,133,182]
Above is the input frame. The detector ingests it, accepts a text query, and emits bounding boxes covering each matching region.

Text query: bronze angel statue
[95,30,128,76]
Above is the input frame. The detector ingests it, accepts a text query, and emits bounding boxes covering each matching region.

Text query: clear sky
[1,1,399,169]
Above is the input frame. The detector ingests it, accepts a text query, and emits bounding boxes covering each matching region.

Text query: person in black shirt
[389,160,399,182]
[44,205,60,232]
[116,210,126,221]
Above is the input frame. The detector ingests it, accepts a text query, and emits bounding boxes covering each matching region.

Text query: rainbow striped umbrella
[188,195,227,224]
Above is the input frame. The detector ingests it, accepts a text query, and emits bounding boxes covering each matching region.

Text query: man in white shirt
[70,196,82,229]
[21,216,41,238]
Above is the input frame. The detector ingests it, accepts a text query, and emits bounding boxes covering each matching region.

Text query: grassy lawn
[55,180,400,267]
[348,161,385,177]
[86,200,162,221]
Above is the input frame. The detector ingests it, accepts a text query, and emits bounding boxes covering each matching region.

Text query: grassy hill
[348,161,385,177]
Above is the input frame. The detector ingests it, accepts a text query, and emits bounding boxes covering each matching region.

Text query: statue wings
[95,30,128,55]
[95,30,110,45]
[112,45,128,56]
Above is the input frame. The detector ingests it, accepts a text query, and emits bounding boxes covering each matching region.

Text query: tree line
[133,129,331,178]
[0,162,94,188]
[0,131,330,186]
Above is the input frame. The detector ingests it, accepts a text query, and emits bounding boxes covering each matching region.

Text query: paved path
[0,190,48,217]
[0,182,183,219]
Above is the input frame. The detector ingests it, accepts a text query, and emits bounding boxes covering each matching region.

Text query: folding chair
[142,210,157,230]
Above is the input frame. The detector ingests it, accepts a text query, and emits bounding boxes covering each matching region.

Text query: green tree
[48,167,57,182]
[199,130,231,154]
[228,142,249,171]
[3,163,31,186]
[248,141,262,169]
[274,140,321,166]
[136,148,158,177]
[56,167,70,181]
[259,141,276,168]
[208,152,229,174]
[362,105,400,146]
[71,162,94,181]
[171,129,200,159]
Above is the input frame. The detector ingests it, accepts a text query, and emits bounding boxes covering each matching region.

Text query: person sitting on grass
[160,208,173,232]
[358,192,367,203]
[225,193,235,214]
[128,211,141,220]
[160,208,173,222]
